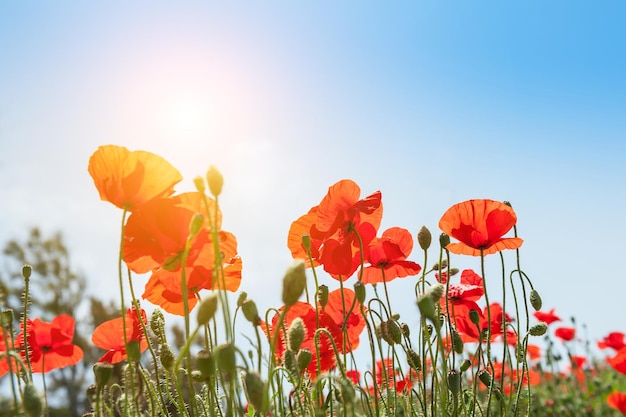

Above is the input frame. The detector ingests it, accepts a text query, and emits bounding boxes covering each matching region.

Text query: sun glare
[167,97,217,136]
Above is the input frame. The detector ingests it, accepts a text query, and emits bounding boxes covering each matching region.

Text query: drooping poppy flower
[607,392,626,415]
[88,145,182,211]
[438,199,523,256]
[360,227,422,285]
[16,315,84,373]
[441,269,484,320]
[533,308,561,325]
[288,180,383,279]
[92,307,148,364]
[598,332,626,351]
[554,327,576,342]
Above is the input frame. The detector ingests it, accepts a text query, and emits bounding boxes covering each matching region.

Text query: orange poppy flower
[92,307,148,364]
[438,199,523,256]
[88,145,182,211]
[319,288,366,352]
[16,315,84,373]
[360,227,422,285]
[288,180,383,278]
[608,392,626,415]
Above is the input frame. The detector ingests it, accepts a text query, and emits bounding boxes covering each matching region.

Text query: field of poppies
[2,144,626,416]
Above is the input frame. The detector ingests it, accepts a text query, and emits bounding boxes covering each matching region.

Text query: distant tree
[0,228,118,417]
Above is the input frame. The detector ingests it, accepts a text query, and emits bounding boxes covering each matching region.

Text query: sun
[167,97,217,136]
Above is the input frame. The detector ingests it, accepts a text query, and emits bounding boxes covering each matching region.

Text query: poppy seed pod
[317,285,329,309]
[417,226,432,250]
[22,382,43,417]
[196,294,219,326]
[530,289,542,311]
[287,318,306,352]
[242,299,261,326]
[22,264,32,280]
[244,372,268,414]
[193,176,205,193]
[297,348,312,372]
[206,165,223,197]
[448,370,461,396]
[282,260,307,307]
[93,362,114,388]
[529,322,548,336]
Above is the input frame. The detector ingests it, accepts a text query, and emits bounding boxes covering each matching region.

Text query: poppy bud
[193,176,205,193]
[215,343,236,379]
[432,263,440,271]
[427,283,444,303]
[297,349,312,372]
[529,322,548,336]
[337,376,356,404]
[318,285,329,309]
[244,372,268,414]
[301,234,312,253]
[460,359,472,373]
[478,370,492,388]
[0,309,13,329]
[407,349,421,371]
[242,299,261,326]
[451,329,464,354]
[448,370,461,396]
[469,309,480,326]
[401,322,410,338]
[126,340,141,363]
[380,320,402,345]
[417,226,432,250]
[237,292,248,307]
[196,349,215,380]
[188,214,204,239]
[22,382,43,417]
[288,318,306,352]
[449,268,460,276]
[284,349,298,375]
[530,289,542,311]
[439,233,451,249]
[93,362,113,388]
[354,281,366,304]
[206,165,223,197]
[160,344,175,372]
[282,260,307,307]
[417,295,437,322]
[196,294,219,326]
[22,264,32,280]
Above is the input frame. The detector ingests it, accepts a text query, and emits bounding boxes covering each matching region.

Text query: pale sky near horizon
[1,2,625,356]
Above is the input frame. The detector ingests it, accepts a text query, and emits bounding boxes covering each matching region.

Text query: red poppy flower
[88,145,182,211]
[598,332,626,351]
[370,358,412,393]
[92,308,148,364]
[360,227,422,285]
[16,315,84,373]
[438,199,523,256]
[442,269,484,320]
[608,348,626,375]
[319,288,366,352]
[288,180,383,279]
[533,308,561,325]
[456,303,512,342]
[554,327,576,342]
[608,392,626,415]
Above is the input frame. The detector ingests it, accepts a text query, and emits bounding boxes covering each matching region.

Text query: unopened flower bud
[297,349,312,372]
[460,359,472,372]
[427,283,444,303]
[159,344,175,372]
[196,349,215,380]
[400,322,410,338]
[451,329,464,354]
[244,372,268,414]
[282,260,307,307]
[407,349,421,371]
[301,234,311,253]
[337,376,356,404]
[529,322,548,336]
[417,226,432,250]
[150,309,165,338]
[242,300,261,326]
[288,318,306,352]
[439,233,451,249]
[193,176,205,193]
[417,295,437,322]
[215,343,236,379]
[93,362,113,388]
[354,281,366,304]
[206,165,223,197]
[196,294,219,326]
[22,265,32,280]
[447,370,461,396]
[22,382,43,417]
[188,214,204,239]
[449,268,460,276]
[318,285,329,309]
[469,309,480,326]
[237,292,248,307]
[380,320,402,345]
[284,349,298,375]
[1,309,14,329]
[478,370,492,388]
[530,289,542,311]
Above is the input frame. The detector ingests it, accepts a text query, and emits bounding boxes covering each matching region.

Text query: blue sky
[1,2,625,352]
